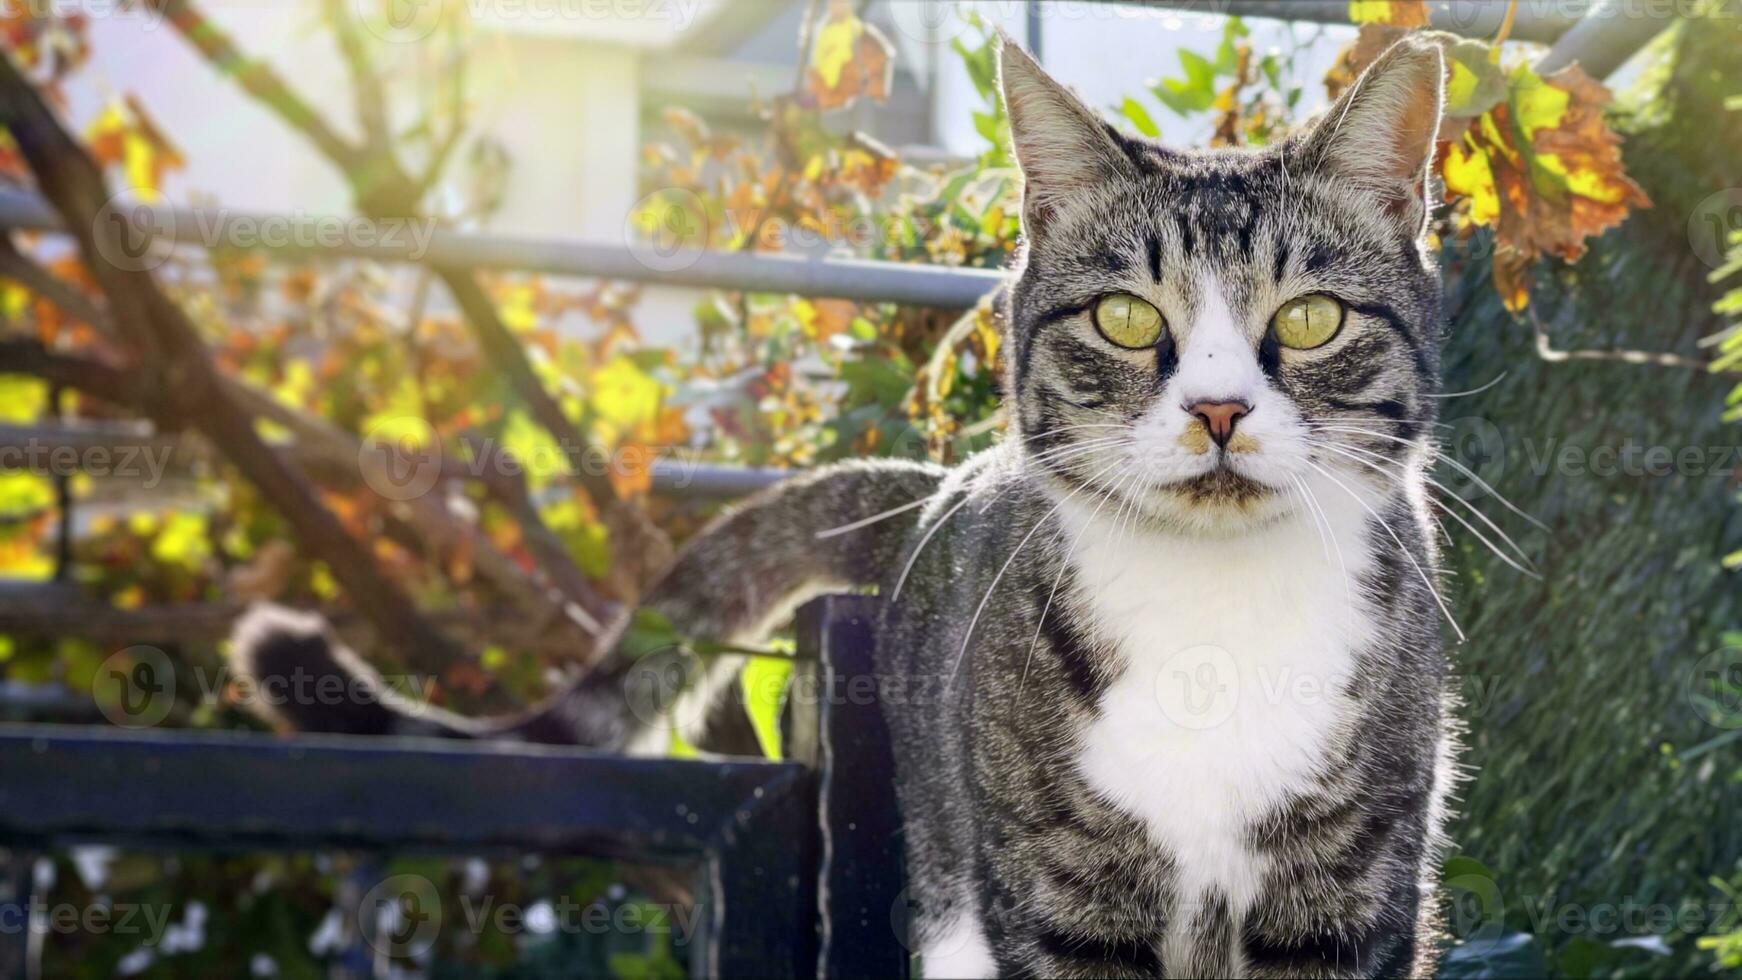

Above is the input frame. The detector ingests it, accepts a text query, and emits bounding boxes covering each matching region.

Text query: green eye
[1093,293,1166,349]
[1271,293,1345,349]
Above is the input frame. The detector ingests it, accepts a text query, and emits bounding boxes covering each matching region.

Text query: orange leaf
[805,0,894,112]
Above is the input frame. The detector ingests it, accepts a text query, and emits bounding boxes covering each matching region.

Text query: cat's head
[999,36,1445,534]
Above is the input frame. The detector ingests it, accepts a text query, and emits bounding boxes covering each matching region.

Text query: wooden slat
[0,723,806,861]
[805,594,909,979]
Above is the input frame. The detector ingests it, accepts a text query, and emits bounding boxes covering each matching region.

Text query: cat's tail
[227,458,945,749]
[229,605,485,738]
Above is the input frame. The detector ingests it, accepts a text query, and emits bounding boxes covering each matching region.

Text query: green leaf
[619,607,683,660]
[1118,97,1162,138]
[740,655,795,760]
[1443,40,1509,118]
[1153,50,1219,116]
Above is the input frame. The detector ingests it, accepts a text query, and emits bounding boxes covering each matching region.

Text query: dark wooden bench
[0,594,904,979]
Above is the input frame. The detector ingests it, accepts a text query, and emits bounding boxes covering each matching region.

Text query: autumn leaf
[1348,0,1430,28]
[1440,62,1650,306]
[1491,246,1535,314]
[806,0,894,111]
[589,356,663,439]
[84,95,184,201]
[1330,29,1649,311]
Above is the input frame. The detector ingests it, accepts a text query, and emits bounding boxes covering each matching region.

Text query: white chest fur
[1060,483,1377,915]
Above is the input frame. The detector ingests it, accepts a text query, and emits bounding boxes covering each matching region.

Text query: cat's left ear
[1300,37,1445,237]
[998,33,1137,237]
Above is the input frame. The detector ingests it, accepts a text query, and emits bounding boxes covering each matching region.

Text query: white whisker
[1308,423,1549,533]
[816,494,937,539]
[1303,458,1466,643]
[1315,442,1538,579]
[1019,471,1127,696]
[1322,439,1539,574]
[950,458,1127,685]
[1424,371,1507,399]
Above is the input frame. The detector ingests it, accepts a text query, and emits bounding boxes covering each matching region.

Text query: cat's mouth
[1161,464,1275,506]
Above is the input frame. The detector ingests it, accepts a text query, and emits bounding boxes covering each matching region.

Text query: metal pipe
[1107,1,1588,45]
[1534,0,1679,77]
[0,190,1006,309]
[651,459,787,497]
[0,420,788,500]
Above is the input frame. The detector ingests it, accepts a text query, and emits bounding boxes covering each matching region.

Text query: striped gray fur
[231,35,1459,979]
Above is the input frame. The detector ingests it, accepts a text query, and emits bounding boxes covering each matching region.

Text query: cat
[233,35,1459,979]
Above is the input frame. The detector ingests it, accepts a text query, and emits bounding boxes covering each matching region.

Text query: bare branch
[320,0,391,156]
[151,0,666,627]
[0,47,473,676]
[142,0,366,173]
[0,337,604,656]
[0,335,132,395]
[0,235,109,328]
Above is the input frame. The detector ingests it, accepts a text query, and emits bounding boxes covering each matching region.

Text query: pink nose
[1187,400,1251,448]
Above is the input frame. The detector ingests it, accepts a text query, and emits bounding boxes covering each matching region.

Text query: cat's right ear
[998,34,1135,237]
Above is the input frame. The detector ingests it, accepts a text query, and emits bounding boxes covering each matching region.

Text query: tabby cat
[235,36,1460,978]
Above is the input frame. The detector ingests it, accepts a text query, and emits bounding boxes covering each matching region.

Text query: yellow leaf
[1509,65,1571,141]
[1443,139,1500,227]
[0,472,52,518]
[589,356,662,436]
[0,376,47,423]
[1493,248,1533,312]
[502,410,567,490]
[150,512,210,571]
[124,131,160,202]
[310,563,339,600]
[1348,1,1429,27]
[810,2,859,89]
[497,282,539,334]
[805,0,894,111]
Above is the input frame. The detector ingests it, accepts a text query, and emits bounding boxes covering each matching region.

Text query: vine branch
[1529,307,1723,373]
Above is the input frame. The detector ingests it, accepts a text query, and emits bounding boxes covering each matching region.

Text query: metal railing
[0,596,905,979]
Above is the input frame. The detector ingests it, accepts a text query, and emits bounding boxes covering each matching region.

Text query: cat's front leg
[976,882,1166,978]
[1239,922,1417,980]
[991,919,1165,980]
[1239,873,1425,979]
